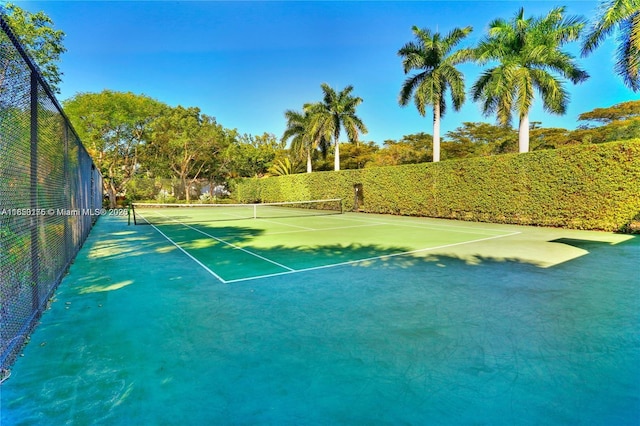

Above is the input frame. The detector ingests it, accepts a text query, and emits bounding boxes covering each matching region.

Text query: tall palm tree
[472,7,589,153]
[398,26,474,162]
[281,109,328,173]
[306,83,368,171]
[581,0,640,91]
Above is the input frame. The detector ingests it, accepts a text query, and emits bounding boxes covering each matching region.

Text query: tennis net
[131,199,343,225]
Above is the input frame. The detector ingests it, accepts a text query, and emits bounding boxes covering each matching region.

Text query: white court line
[180,222,295,272]
[225,230,522,284]
[140,216,227,282]
[150,210,295,273]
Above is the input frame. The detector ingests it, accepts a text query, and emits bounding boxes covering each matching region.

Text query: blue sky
[12,0,639,144]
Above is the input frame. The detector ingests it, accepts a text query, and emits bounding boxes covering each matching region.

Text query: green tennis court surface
[134,204,523,283]
[2,212,639,425]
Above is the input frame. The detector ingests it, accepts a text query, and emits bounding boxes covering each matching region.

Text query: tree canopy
[578,100,640,123]
[2,2,66,93]
[144,106,232,202]
[63,90,168,207]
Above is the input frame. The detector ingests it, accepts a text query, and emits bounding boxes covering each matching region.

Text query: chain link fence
[0,15,103,372]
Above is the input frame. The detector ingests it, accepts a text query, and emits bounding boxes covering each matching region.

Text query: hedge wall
[235,139,640,232]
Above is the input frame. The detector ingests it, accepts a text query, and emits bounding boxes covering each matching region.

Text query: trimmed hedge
[235,139,640,232]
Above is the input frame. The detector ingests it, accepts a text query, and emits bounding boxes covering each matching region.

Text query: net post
[253,204,257,219]
[131,204,137,225]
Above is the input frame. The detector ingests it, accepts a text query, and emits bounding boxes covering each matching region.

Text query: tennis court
[131,200,524,283]
[2,206,639,425]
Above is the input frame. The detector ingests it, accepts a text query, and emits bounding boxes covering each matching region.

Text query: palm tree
[282,109,328,173]
[581,0,640,91]
[398,26,474,162]
[306,83,368,171]
[472,7,589,153]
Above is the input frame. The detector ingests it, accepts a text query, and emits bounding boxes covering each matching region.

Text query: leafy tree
[472,7,589,153]
[578,99,640,123]
[573,120,640,144]
[64,90,167,207]
[339,141,379,170]
[306,83,368,171]
[573,120,640,143]
[440,138,478,160]
[2,3,66,93]
[570,100,640,143]
[444,122,517,157]
[373,133,433,166]
[398,25,474,162]
[529,127,574,150]
[581,0,640,91]
[223,132,282,178]
[200,127,238,186]
[373,141,418,167]
[311,151,335,172]
[145,106,230,202]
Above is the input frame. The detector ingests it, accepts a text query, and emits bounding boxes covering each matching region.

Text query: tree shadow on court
[238,242,537,269]
[67,219,267,293]
[70,216,640,292]
[195,231,640,282]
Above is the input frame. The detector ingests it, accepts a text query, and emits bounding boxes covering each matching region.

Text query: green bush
[235,140,640,232]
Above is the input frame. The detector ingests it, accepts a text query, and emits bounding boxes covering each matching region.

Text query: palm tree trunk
[307,148,312,173]
[518,114,530,153]
[432,102,441,162]
[334,138,340,171]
